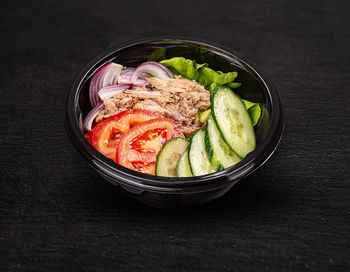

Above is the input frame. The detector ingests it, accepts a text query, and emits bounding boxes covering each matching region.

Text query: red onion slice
[120,68,135,74]
[89,63,123,108]
[119,68,150,86]
[84,84,130,131]
[83,103,104,131]
[118,68,135,84]
[89,65,106,107]
[131,61,174,85]
[133,77,150,87]
[98,84,131,99]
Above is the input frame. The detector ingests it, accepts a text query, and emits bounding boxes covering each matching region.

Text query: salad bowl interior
[65,38,284,208]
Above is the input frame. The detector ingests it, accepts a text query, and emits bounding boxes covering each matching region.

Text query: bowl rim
[64,37,284,192]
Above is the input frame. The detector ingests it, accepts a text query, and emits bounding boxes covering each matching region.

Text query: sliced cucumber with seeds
[155,137,189,177]
[210,151,221,171]
[199,100,262,127]
[204,129,221,171]
[177,148,193,177]
[189,129,216,176]
[207,114,241,168]
[211,85,256,158]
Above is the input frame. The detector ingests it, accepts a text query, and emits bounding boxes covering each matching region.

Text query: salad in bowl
[83,57,264,177]
[65,38,283,208]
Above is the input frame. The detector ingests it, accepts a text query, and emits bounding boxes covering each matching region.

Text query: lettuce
[198,67,238,89]
[242,99,262,126]
[160,57,240,89]
[160,57,204,81]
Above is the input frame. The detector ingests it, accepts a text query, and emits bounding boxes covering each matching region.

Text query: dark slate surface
[0,0,349,271]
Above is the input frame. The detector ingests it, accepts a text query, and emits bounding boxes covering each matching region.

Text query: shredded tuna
[96,76,210,137]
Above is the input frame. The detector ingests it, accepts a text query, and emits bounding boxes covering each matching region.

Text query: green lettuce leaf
[247,104,262,126]
[209,83,218,92]
[197,67,238,89]
[160,57,206,81]
[226,82,242,89]
[242,99,263,126]
[160,57,240,89]
[242,99,256,110]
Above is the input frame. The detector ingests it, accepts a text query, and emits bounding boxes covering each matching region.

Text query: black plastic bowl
[64,38,284,208]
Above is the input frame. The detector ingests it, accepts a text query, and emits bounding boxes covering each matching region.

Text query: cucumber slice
[199,109,211,123]
[199,100,262,126]
[177,148,193,177]
[210,151,221,171]
[155,137,189,177]
[207,114,241,168]
[211,85,256,158]
[204,129,221,171]
[189,129,216,176]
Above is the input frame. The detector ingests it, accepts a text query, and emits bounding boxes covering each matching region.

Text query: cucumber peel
[207,114,241,168]
[188,129,216,176]
[155,137,189,177]
[177,148,193,177]
[211,85,256,158]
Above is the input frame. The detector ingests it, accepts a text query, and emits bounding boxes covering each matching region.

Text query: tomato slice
[117,118,175,175]
[87,109,160,161]
[85,130,94,142]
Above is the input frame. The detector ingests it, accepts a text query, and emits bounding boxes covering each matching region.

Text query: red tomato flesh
[87,109,160,161]
[117,118,175,175]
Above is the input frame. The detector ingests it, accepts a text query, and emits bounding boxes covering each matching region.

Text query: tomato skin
[117,118,175,175]
[85,109,185,165]
[87,109,160,161]
[85,130,94,142]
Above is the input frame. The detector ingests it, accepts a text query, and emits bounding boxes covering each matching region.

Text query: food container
[64,38,284,208]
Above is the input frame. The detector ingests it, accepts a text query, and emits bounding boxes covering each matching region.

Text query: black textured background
[1,1,349,271]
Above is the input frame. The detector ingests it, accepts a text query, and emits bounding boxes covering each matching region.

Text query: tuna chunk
[96,76,210,136]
